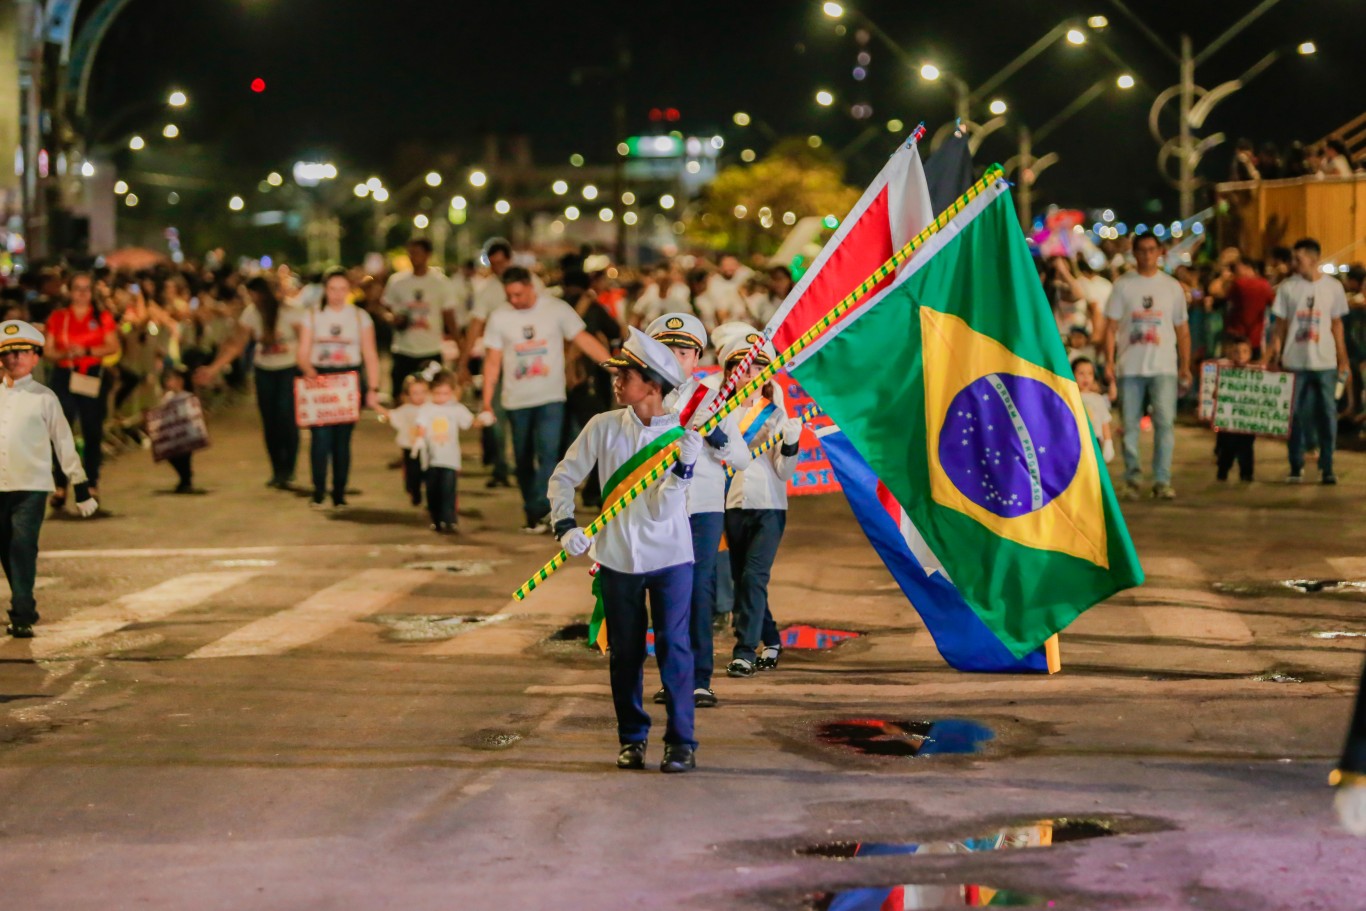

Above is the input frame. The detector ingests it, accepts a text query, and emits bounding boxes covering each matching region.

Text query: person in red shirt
[43,273,118,506]
[1223,258,1275,358]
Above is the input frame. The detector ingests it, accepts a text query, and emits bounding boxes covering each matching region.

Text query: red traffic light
[250,77,266,93]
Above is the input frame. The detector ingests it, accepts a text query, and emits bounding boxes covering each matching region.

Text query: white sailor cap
[0,320,45,352]
[719,329,776,368]
[603,326,686,389]
[646,312,707,351]
[709,320,755,354]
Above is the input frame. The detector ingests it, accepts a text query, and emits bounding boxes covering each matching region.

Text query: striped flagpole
[512,165,1006,601]
[725,404,824,478]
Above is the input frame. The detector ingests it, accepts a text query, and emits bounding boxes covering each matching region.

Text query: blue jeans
[1118,374,1177,485]
[688,512,726,689]
[599,563,696,749]
[507,401,564,524]
[1289,369,1339,476]
[0,491,47,626]
[727,509,786,663]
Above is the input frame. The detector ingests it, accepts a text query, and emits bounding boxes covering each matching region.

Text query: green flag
[789,179,1143,657]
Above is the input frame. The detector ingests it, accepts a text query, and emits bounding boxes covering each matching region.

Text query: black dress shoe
[652,687,667,704]
[617,742,646,770]
[6,623,34,639]
[660,744,696,774]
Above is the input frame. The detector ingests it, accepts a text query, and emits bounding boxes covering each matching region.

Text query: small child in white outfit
[413,371,473,533]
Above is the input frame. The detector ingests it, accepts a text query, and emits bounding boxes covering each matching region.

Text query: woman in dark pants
[295,269,382,509]
[199,277,308,488]
[43,273,119,508]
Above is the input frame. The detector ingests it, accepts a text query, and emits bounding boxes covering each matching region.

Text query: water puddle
[1309,630,1366,640]
[809,883,1048,909]
[780,625,862,650]
[403,560,500,576]
[463,728,523,750]
[798,818,1117,859]
[817,718,995,758]
[366,614,493,641]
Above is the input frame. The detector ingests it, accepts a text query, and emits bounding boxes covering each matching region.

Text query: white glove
[1102,438,1115,463]
[476,410,497,427]
[559,527,591,558]
[780,417,804,444]
[677,429,703,467]
[76,498,99,517]
[769,381,786,413]
[1336,784,1366,837]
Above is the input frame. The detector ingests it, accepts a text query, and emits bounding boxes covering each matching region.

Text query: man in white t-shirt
[1099,234,1191,500]
[383,238,458,398]
[463,238,515,487]
[480,267,613,532]
[1266,237,1350,484]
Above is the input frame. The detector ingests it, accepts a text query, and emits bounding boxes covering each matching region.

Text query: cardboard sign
[1198,360,1219,422]
[295,372,361,427]
[147,395,210,462]
[1211,365,1296,437]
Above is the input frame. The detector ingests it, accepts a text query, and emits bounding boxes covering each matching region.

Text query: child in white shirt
[1071,357,1114,463]
[388,375,429,507]
[413,371,474,533]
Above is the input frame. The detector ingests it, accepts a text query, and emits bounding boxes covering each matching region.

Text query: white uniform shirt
[548,408,693,574]
[415,401,475,471]
[0,376,87,492]
[383,269,456,357]
[1104,271,1188,377]
[308,305,374,369]
[725,407,797,511]
[482,296,587,410]
[665,374,751,515]
[1273,274,1348,371]
[240,303,306,371]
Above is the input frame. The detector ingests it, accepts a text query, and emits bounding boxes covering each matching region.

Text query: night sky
[87,0,1363,222]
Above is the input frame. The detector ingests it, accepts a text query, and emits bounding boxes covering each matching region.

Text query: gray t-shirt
[1104,271,1188,377]
[482,296,587,409]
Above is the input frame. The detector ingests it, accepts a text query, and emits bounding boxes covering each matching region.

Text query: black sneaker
[1286,470,1304,484]
[616,742,646,770]
[694,688,718,708]
[485,476,512,489]
[660,744,696,773]
[756,645,781,670]
[1322,473,1338,485]
[308,498,328,511]
[652,687,667,705]
[726,658,755,678]
[6,623,34,639]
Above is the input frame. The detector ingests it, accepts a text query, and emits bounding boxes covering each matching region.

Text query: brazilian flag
[789,178,1143,657]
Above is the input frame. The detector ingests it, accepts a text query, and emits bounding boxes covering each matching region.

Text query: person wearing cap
[717,330,802,678]
[646,312,752,708]
[547,327,703,773]
[0,320,98,638]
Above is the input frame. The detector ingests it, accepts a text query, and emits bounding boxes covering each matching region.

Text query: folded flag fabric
[789,177,1143,657]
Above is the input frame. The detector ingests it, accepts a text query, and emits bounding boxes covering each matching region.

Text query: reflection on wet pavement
[809,883,1048,909]
[798,819,1116,859]
[780,625,862,650]
[817,719,994,757]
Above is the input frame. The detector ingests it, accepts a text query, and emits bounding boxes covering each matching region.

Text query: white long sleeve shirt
[548,408,693,574]
[0,375,87,492]
[665,374,751,515]
[725,406,798,511]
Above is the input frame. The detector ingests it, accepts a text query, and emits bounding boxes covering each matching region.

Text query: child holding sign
[1215,334,1256,483]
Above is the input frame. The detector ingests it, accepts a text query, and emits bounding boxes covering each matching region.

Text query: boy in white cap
[717,331,802,677]
[0,320,98,637]
[646,312,752,708]
[547,327,704,773]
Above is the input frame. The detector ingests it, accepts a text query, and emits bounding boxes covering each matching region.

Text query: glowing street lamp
[494,199,511,215]
[414,214,429,229]
[822,1,844,18]
[582,184,599,200]
[79,161,95,178]
[1066,28,1086,45]
[919,63,941,81]
[128,134,145,151]
[659,194,675,210]
[229,195,245,211]
[732,111,751,126]
[162,124,179,139]
[353,183,370,198]
[1117,73,1136,89]
[113,180,129,195]
[1298,41,1317,55]
[425,171,442,187]
[469,169,488,187]
[552,180,568,195]
[989,99,1008,115]
[267,172,283,187]
[372,187,390,202]
[815,89,834,106]
[168,90,188,108]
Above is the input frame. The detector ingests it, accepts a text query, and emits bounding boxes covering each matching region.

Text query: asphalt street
[1,399,1364,911]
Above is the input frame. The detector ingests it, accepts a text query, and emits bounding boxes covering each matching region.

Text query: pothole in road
[366,614,493,641]
[779,625,862,650]
[798,818,1119,859]
[1309,630,1366,640]
[1282,579,1366,595]
[463,729,523,750]
[403,560,501,576]
[1215,579,1366,598]
[817,718,995,758]
[549,622,590,642]
[1252,667,1334,684]
[807,883,1048,909]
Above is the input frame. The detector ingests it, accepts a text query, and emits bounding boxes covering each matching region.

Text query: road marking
[188,568,431,659]
[1328,557,1366,577]
[1138,605,1254,644]
[30,572,258,660]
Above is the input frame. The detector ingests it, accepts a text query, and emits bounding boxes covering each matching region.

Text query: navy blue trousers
[0,491,47,626]
[599,562,696,748]
[425,467,457,526]
[688,511,725,689]
[727,508,785,663]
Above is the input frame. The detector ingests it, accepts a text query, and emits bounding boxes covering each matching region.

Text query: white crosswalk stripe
[30,572,259,660]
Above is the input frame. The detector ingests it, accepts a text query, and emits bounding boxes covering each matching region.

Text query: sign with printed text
[295,372,361,427]
[146,395,210,462]
[1211,365,1295,437]
[1198,360,1219,423]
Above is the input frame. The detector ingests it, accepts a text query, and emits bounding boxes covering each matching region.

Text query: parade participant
[646,312,751,708]
[1071,358,1114,464]
[719,333,802,678]
[198,276,306,489]
[383,238,458,401]
[413,370,474,534]
[464,237,514,489]
[296,269,382,510]
[388,373,429,507]
[1334,658,1366,836]
[480,267,611,534]
[0,320,98,638]
[547,327,702,773]
[159,366,197,493]
[1214,334,1257,483]
[44,273,118,508]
